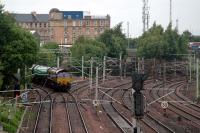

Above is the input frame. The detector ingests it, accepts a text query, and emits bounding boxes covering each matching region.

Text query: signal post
[132,72,147,133]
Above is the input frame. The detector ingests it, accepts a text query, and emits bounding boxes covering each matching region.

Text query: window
[100,28,104,33]
[86,28,90,34]
[95,28,98,34]
[86,20,90,26]
[100,20,104,26]
[79,20,82,26]
[44,23,46,28]
[64,20,67,27]
[40,23,42,28]
[68,15,71,19]
[73,21,76,26]
[64,38,67,44]
[94,20,97,26]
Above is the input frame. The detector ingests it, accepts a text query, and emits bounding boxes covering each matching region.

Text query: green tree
[37,42,59,66]
[137,23,188,60]
[137,23,165,59]
[98,23,127,58]
[71,36,107,61]
[0,5,38,90]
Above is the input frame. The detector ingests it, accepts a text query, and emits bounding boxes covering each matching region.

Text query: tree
[37,42,59,66]
[98,23,127,58]
[137,23,165,59]
[137,22,188,60]
[0,5,38,90]
[71,36,107,61]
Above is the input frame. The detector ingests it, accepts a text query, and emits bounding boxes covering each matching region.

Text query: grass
[0,99,24,133]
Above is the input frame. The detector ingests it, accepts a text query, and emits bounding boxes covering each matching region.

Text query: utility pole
[196,59,199,99]
[142,57,144,74]
[142,0,150,32]
[89,57,93,98]
[127,22,130,49]
[138,57,140,73]
[82,56,84,80]
[176,19,179,31]
[174,58,176,77]
[189,55,192,83]
[170,0,172,24]
[119,53,122,80]
[57,55,60,68]
[103,56,106,83]
[95,67,99,103]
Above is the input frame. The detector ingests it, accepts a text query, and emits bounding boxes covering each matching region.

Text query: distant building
[13,8,110,47]
[189,42,200,51]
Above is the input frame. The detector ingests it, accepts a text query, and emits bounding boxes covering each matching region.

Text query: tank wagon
[31,65,74,91]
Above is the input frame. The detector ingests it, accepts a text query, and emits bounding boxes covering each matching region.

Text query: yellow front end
[57,77,74,86]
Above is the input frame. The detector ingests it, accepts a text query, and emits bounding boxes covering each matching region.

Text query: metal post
[82,56,84,80]
[142,57,144,74]
[90,57,93,98]
[132,88,136,133]
[119,53,122,80]
[25,65,27,90]
[136,119,140,133]
[189,55,192,83]
[174,58,176,77]
[127,21,130,49]
[138,57,140,73]
[164,62,166,100]
[103,56,106,83]
[196,59,199,99]
[153,58,156,82]
[124,60,127,78]
[57,55,60,68]
[95,67,99,102]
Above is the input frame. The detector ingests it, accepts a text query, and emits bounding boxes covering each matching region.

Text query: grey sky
[2,0,200,37]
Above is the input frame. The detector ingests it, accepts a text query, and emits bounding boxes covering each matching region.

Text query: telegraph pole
[127,22,130,48]
[82,56,84,80]
[142,0,150,32]
[89,57,93,98]
[170,0,172,24]
[196,59,199,99]
[119,53,122,80]
[95,67,99,103]
[189,55,192,83]
[103,56,106,83]
[57,56,60,68]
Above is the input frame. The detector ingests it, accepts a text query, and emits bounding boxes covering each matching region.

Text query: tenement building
[13,8,110,47]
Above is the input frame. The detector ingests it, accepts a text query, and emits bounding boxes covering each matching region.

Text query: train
[31,65,74,92]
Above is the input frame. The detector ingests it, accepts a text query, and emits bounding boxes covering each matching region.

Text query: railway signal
[134,91,144,117]
[132,73,148,118]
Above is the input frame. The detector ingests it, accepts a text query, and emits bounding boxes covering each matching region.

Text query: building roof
[12,13,49,22]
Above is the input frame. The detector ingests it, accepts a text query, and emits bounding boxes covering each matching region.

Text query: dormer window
[68,15,71,19]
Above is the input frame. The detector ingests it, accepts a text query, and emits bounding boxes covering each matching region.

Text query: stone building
[13,8,110,47]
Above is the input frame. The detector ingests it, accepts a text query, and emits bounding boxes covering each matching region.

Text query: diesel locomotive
[31,65,74,91]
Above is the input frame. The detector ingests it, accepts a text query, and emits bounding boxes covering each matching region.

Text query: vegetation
[137,23,189,60]
[0,4,39,90]
[71,37,107,61]
[98,23,127,58]
[37,42,59,66]
[70,23,128,66]
[0,100,24,133]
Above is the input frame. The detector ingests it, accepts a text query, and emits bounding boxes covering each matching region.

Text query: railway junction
[1,56,200,133]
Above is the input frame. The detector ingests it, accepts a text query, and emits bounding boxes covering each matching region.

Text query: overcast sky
[2,0,200,37]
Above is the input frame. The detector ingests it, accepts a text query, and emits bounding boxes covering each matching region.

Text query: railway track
[148,79,200,132]
[101,81,133,133]
[33,93,53,133]
[66,92,88,133]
